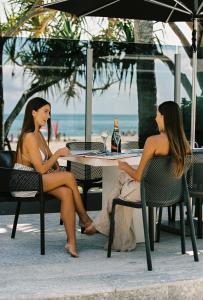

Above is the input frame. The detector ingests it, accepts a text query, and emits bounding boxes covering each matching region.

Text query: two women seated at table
[14,98,190,255]
[84,101,191,251]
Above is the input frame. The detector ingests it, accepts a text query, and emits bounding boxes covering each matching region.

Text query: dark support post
[40,195,45,255]
[11,201,21,238]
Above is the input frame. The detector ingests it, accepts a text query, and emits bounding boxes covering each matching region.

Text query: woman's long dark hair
[158,101,191,176]
[16,97,51,159]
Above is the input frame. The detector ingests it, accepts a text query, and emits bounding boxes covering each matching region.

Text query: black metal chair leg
[168,206,172,222]
[40,198,45,255]
[197,198,203,238]
[186,198,199,262]
[194,198,198,217]
[179,202,186,254]
[148,207,154,251]
[142,202,152,271]
[60,217,63,225]
[156,207,162,242]
[11,201,21,239]
[107,203,116,258]
[172,204,176,221]
[83,187,88,210]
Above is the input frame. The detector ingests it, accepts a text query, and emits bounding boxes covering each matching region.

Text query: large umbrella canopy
[41,0,203,147]
[42,0,197,21]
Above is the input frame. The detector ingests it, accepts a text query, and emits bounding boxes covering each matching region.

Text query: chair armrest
[10,168,42,193]
[0,167,42,193]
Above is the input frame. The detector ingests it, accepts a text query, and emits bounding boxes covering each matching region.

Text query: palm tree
[0,0,56,149]
[1,2,194,148]
[93,19,193,146]
[4,36,124,139]
[0,0,90,148]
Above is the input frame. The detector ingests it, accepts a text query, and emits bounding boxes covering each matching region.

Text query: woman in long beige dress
[85,101,191,251]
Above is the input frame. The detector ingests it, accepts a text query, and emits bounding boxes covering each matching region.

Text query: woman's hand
[56,147,71,157]
[118,160,138,181]
[118,160,129,172]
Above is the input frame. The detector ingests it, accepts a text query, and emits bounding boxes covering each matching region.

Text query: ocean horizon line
[5,114,138,137]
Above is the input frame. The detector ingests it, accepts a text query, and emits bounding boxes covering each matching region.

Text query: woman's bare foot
[84,223,97,235]
[64,243,79,258]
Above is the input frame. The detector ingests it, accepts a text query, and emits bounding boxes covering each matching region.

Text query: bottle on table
[111,118,121,153]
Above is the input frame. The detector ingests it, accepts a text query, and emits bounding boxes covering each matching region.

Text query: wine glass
[114,132,121,156]
[101,130,109,153]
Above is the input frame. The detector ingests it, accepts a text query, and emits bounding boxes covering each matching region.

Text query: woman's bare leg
[43,171,92,227]
[47,186,78,257]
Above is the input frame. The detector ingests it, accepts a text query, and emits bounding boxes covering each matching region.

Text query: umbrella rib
[80,0,120,17]
[173,0,192,14]
[197,1,203,15]
[166,3,177,22]
[39,0,70,8]
[145,0,190,15]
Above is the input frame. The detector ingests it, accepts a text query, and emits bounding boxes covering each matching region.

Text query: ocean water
[4,114,138,137]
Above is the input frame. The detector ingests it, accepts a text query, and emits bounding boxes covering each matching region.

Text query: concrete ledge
[7,279,203,300]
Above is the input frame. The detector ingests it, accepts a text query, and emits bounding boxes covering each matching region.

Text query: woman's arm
[118,136,156,181]
[24,133,69,174]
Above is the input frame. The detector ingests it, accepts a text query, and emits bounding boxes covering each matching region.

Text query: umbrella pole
[190,18,198,148]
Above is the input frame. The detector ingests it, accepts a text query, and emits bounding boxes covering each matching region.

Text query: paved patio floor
[1,212,203,300]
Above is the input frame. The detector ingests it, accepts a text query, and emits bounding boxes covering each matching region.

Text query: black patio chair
[0,150,56,255]
[187,148,203,238]
[107,156,199,271]
[157,149,203,240]
[163,142,200,230]
[66,142,103,210]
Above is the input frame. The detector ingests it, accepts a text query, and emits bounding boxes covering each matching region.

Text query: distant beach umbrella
[52,121,59,139]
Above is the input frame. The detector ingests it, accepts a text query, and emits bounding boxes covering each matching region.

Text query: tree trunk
[137,60,157,148]
[134,21,157,148]
[169,22,203,95]
[162,58,192,99]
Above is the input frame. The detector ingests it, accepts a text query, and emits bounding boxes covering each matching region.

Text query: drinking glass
[114,132,121,156]
[101,130,109,152]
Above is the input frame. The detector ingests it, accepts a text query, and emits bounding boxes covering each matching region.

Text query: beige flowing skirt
[94,171,140,251]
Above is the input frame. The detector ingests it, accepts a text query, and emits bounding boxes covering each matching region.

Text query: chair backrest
[141,156,186,207]
[0,150,41,195]
[187,148,203,193]
[66,142,103,181]
[0,150,16,168]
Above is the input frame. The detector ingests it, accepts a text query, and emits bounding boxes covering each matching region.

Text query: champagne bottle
[111,118,121,153]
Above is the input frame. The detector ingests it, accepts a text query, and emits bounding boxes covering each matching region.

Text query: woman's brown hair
[158,101,191,176]
[16,97,51,160]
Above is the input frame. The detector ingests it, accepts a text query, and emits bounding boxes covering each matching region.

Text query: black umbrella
[42,0,195,21]
[41,0,203,146]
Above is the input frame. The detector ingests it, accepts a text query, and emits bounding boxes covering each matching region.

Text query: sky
[1,1,193,115]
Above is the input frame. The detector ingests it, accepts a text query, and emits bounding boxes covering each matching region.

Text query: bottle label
[111,144,119,151]
[111,119,121,152]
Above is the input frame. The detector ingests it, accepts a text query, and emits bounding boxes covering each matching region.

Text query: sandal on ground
[84,223,98,235]
[79,219,93,233]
